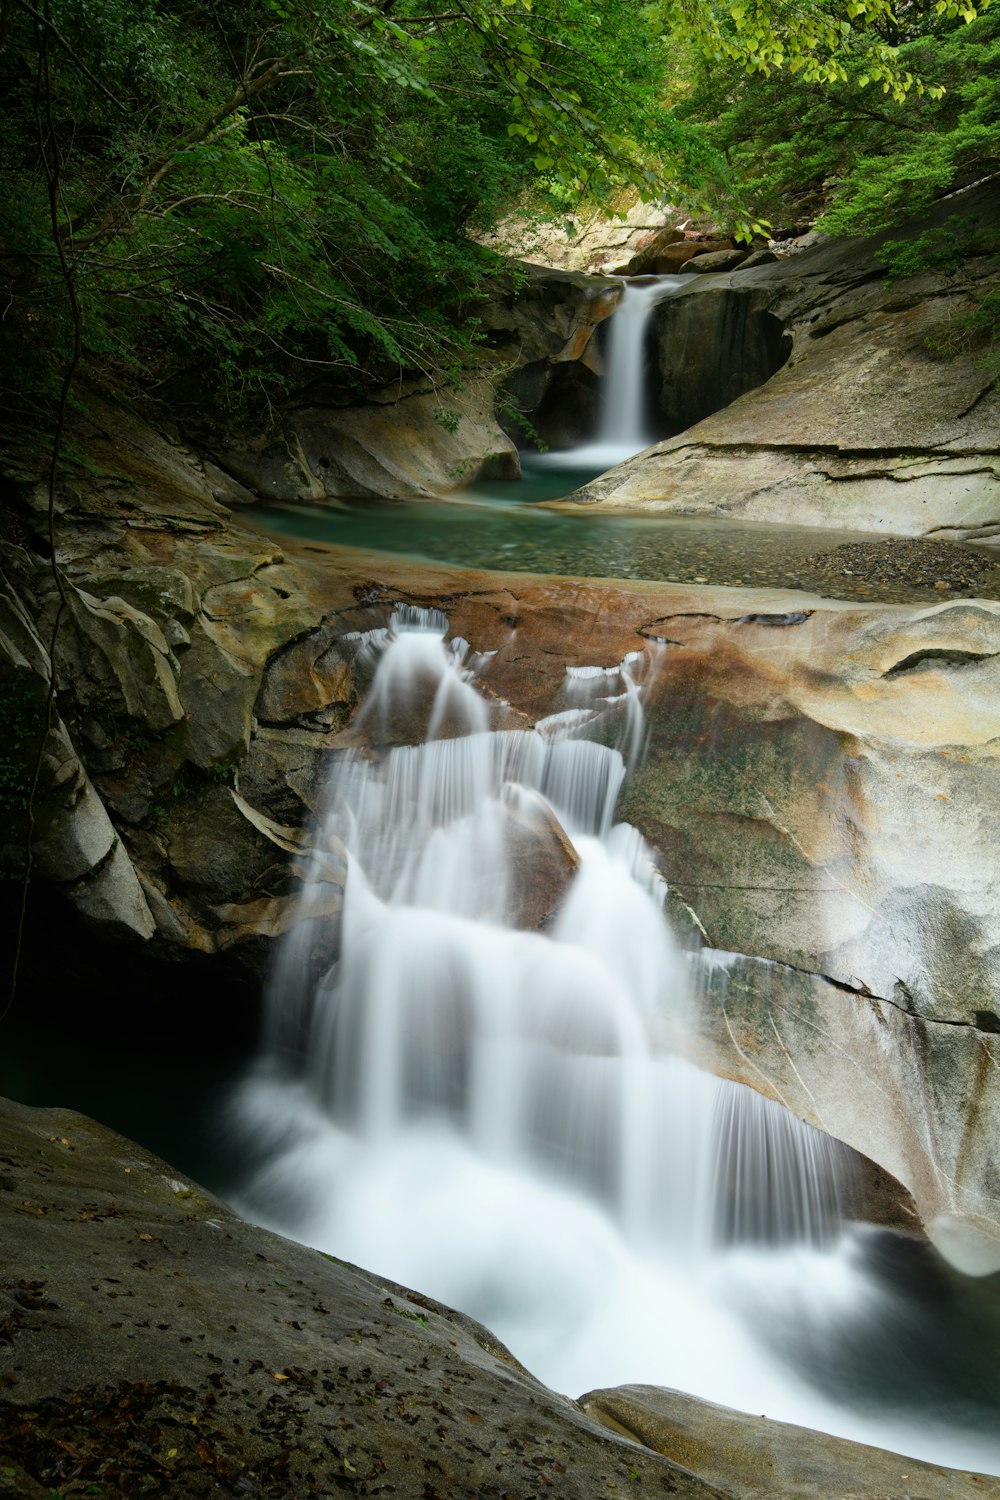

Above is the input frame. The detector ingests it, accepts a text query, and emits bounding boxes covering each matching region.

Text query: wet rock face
[502,359,601,449]
[651,286,792,433]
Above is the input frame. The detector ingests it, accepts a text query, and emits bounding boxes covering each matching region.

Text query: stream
[224,603,1000,1477]
[7,276,1000,1482]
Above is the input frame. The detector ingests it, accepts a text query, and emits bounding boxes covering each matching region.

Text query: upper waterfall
[535,275,686,471]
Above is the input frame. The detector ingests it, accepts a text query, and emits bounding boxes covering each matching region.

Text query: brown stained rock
[255,627,354,726]
[503,787,580,930]
[0,1097,727,1500]
[646,241,701,273]
[580,1385,996,1499]
[617,226,688,276]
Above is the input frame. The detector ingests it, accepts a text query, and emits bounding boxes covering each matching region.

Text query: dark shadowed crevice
[651,286,792,435]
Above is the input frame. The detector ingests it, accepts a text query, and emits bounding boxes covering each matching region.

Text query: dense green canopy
[0,0,994,418]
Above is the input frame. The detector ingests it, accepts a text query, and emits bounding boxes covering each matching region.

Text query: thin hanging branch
[4,2,84,1020]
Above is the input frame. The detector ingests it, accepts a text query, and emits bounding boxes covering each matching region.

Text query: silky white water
[232,608,1000,1477]
[533,275,685,470]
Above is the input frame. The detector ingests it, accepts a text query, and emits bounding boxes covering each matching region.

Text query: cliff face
[566,179,1000,541]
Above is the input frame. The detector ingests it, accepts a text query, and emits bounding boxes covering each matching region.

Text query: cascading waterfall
[230,605,1000,1476]
[535,275,685,471]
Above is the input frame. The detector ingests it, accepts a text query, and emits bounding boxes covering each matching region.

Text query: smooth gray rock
[580,1385,997,1499]
[0,1096,725,1500]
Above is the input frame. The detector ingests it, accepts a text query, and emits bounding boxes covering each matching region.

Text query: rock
[211,888,343,949]
[648,242,703,272]
[739,248,779,268]
[479,263,621,367]
[0,573,155,939]
[785,229,831,253]
[566,177,1000,539]
[484,266,622,448]
[0,1096,725,1500]
[255,625,354,726]
[580,1384,994,1499]
[67,837,157,939]
[651,284,791,432]
[55,584,184,735]
[689,949,1000,1274]
[478,195,683,274]
[618,225,686,276]
[175,621,257,769]
[81,565,199,627]
[164,784,279,904]
[685,249,749,273]
[205,378,520,502]
[502,785,580,929]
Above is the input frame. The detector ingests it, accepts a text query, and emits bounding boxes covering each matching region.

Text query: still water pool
[247,462,1000,604]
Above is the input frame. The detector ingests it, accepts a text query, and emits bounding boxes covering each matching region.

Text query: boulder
[740,248,779,268]
[0,1096,725,1500]
[616,224,686,276]
[502,785,580,929]
[685,249,749,274]
[581,1385,994,1499]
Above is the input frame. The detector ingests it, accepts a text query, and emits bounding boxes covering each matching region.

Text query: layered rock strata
[566,180,1000,540]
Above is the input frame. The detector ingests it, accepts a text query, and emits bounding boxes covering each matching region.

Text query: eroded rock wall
[567,180,1000,541]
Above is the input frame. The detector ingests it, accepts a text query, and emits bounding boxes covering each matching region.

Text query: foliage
[1,0,991,421]
[676,4,1000,235]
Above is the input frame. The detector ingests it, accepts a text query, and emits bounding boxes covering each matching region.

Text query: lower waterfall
[230,607,1000,1476]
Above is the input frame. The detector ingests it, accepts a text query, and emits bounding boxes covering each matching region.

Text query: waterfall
[245,607,850,1260]
[536,275,686,471]
[228,607,1000,1473]
[232,609,964,1431]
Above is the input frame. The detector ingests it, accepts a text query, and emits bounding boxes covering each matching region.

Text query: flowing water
[248,271,1000,602]
[532,275,685,471]
[231,607,1000,1476]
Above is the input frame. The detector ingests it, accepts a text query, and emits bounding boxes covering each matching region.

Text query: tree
[675,2,999,234]
[0,0,991,419]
